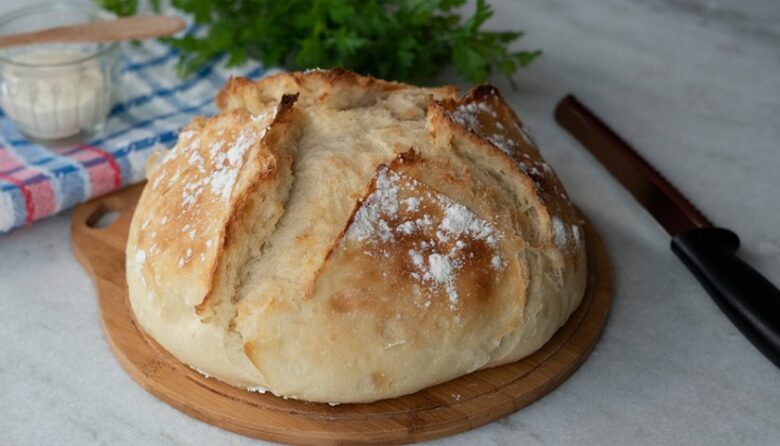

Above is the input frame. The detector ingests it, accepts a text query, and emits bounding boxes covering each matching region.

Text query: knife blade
[555,94,780,369]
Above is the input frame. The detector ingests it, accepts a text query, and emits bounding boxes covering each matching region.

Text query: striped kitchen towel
[0,36,275,235]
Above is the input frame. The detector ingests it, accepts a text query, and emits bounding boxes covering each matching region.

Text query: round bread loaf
[126,69,587,403]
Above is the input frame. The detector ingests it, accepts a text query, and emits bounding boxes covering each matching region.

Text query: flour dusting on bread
[346,164,505,308]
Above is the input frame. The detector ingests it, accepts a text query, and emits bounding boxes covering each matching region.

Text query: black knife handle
[671,227,780,368]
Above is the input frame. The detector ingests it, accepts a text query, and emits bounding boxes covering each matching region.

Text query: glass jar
[0,2,121,145]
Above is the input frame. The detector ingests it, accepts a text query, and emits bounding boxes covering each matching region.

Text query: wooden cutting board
[71,183,612,445]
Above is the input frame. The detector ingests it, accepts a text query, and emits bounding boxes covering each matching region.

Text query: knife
[554,94,780,368]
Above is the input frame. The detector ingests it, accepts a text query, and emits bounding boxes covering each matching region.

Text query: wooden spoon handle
[0,16,186,49]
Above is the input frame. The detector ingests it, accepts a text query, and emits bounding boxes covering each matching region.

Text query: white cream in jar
[0,48,112,141]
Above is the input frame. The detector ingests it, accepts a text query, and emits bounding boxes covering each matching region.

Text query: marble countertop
[2,1,779,445]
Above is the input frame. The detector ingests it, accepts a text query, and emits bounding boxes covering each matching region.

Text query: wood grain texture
[71,183,612,445]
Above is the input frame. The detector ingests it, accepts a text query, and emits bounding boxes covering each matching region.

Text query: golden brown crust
[426,85,583,254]
[217,69,459,114]
[439,85,577,226]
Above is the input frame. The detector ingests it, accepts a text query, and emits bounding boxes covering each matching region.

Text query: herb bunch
[98,0,540,84]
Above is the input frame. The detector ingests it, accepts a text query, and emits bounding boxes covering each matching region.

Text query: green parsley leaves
[98,0,539,84]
